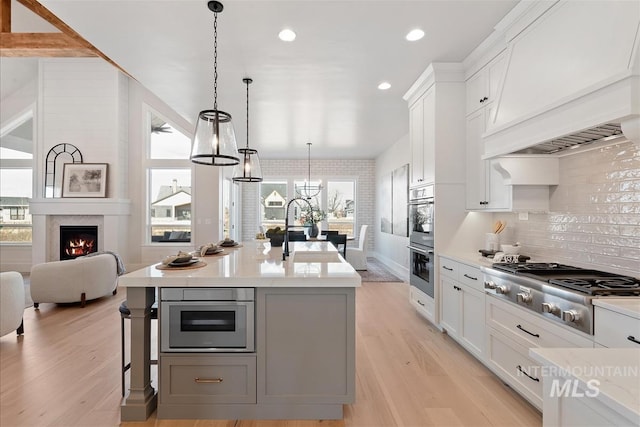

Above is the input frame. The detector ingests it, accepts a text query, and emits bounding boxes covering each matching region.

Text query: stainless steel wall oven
[408,184,435,297]
[161,288,255,352]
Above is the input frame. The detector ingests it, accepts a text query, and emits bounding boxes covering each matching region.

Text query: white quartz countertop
[118,241,361,288]
[593,298,640,320]
[530,348,640,423]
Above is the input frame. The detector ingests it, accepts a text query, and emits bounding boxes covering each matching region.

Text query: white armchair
[346,224,369,270]
[1,271,25,337]
[30,254,119,308]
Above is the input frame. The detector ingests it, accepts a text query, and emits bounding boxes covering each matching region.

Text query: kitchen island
[118,241,361,421]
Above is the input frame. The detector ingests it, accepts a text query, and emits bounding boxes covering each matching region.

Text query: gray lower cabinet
[256,287,356,405]
[160,354,256,405]
[157,286,355,420]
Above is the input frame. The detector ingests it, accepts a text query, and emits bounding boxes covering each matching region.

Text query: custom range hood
[482,0,640,158]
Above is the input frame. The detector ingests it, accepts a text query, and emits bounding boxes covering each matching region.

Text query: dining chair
[346,224,369,270]
[321,230,339,236]
[287,231,307,241]
[327,233,347,258]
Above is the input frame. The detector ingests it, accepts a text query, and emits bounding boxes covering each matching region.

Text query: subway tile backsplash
[496,141,640,277]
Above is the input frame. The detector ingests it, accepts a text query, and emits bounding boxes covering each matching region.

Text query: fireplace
[60,226,98,260]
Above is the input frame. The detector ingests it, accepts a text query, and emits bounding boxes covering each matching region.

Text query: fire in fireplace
[60,226,98,260]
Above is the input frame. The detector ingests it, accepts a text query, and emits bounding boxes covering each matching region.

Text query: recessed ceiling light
[278,29,296,42]
[406,29,425,41]
[378,82,391,90]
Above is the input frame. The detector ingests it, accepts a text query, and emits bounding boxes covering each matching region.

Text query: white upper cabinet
[465,108,510,211]
[408,91,428,187]
[465,52,506,117]
[404,63,466,188]
[465,51,510,210]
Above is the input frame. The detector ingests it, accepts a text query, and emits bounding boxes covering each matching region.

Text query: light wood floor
[0,281,541,427]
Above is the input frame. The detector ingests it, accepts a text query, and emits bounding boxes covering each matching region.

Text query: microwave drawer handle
[195,377,224,384]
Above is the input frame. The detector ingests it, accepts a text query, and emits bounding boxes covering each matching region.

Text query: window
[258,178,356,237]
[326,181,355,236]
[0,114,33,243]
[260,181,288,232]
[10,207,26,220]
[145,110,192,243]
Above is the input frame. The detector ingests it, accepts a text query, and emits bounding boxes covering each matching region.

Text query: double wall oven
[408,184,435,298]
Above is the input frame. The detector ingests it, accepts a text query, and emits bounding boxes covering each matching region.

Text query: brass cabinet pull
[194,377,223,383]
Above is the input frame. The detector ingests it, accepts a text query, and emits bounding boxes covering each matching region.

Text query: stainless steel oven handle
[407,245,434,255]
[408,200,434,206]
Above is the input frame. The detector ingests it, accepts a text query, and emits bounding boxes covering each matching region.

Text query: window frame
[0,110,34,244]
[143,106,194,245]
[258,176,358,237]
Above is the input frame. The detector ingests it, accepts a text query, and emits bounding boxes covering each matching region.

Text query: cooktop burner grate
[549,277,640,296]
[492,262,584,274]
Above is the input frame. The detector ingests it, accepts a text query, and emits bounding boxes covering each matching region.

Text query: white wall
[374,134,411,280]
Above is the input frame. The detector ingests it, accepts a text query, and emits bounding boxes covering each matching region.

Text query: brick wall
[495,141,640,276]
[240,158,375,251]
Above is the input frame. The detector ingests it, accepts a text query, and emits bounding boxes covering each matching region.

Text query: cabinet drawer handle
[463,274,478,281]
[194,377,223,383]
[517,365,540,382]
[453,285,462,291]
[416,299,425,307]
[443,266,453,271]
[516,324,540,338]
[628,336,640,345]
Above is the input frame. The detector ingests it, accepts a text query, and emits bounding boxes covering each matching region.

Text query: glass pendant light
[190,1,239,166]
[295,142,323,199]
[233,77,263,182]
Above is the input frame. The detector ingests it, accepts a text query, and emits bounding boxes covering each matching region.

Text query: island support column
[121,286,157,421]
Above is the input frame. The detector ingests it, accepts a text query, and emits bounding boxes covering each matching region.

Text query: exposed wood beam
[1,0,10,33]
[0,32,94,56]
[1,0,133,78]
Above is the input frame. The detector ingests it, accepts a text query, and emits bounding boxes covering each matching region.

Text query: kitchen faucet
[282,197,313,260]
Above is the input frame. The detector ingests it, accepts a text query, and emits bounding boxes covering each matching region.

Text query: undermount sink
[290,250,341,263]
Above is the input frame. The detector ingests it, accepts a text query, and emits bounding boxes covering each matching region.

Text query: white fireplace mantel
[29,198,132,265]
[29,198,131,216]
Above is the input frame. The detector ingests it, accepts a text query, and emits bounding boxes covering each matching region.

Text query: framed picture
[62,163,108,198]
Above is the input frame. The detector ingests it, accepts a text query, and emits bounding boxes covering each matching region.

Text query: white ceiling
[27,0,517,159]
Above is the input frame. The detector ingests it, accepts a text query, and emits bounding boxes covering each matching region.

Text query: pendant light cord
[213,11,218,110]
[307,142,311,183]
[246,80,250,149]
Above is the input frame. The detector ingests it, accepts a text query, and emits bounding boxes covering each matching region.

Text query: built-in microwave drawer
[160,354,256,404]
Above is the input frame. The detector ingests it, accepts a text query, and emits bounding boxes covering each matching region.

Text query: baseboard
[368,252,409,282]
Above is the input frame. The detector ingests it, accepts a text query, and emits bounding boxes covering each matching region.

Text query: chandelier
[190,1,239,166]
[233,77,263,182]
[295,142,323,199]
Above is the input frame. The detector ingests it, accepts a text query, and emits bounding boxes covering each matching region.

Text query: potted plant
[265,227,286,247]
[299,207,327,238]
